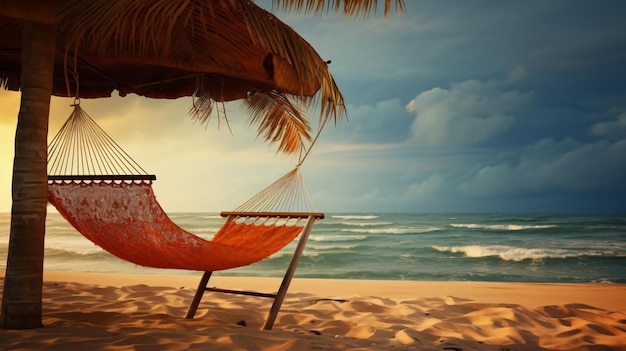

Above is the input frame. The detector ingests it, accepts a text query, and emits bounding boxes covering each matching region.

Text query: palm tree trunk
[1,21,56,329]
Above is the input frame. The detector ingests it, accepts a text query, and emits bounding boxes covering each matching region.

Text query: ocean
[1,212,625,283]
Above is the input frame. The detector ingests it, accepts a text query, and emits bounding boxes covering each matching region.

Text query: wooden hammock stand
[185,211,324,330]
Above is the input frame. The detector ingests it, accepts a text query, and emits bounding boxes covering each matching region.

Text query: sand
[1,272,625,350]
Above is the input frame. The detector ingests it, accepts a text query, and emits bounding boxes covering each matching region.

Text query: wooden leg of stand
[262,216,315,330]
[186,271,213,319]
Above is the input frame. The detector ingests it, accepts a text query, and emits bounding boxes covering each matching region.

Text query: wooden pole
[185,271,213,319]
[262,215,315,330]
[186,214,235,319]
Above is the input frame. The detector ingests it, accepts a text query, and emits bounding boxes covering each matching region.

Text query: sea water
[1,212,624,283]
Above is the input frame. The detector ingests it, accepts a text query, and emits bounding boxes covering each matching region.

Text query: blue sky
[1,1,625,213]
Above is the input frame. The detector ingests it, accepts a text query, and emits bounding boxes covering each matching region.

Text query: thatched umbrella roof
[0,0,347,153]
[1,2,333,97]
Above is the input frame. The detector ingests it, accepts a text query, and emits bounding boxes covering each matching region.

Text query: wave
[431,245,618,262]
[307,244,358,251]
[309,235,368,242]
[332,215,379,220]
[339,221,393,227]
[450,223,557,231]
[342,227,442,234]
[188,227,222,234]
[198,214,224,220]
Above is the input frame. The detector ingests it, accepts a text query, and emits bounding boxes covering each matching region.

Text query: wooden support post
[186,215,233,320]
[185,214,319,330]
[262,215,316,330]
[185,271,213,319]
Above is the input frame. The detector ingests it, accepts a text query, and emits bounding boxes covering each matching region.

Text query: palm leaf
[269,0,406,17]
[243,90,312,155]
[239,3,346,115]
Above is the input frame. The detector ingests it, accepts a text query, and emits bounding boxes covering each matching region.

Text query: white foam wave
[310,235,368,242]
[200,215,223,219]
[189,227,222,234]
[432,245,597,261]
[450,223,557,231]
[340,221,393,227]
[308,244,358,250]
[342,227,442,234]
[332,215,379,220]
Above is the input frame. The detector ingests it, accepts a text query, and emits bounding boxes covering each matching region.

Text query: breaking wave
[431,245,617,262]
[450,223,557,231]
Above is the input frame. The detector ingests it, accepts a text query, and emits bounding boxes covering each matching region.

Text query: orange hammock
[48,180,305,271]
[47,103,322,272]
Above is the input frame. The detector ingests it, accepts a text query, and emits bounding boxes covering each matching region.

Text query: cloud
[400,174,447,207]
[504,65,528,83]
[459,137,626,197]
[590,112,626,141]
[405,78,535,147]
[319,98,412,145]
[319,69,536,153]
[306,62,626,212]
[315,132,626,212]
[3,2,626,214]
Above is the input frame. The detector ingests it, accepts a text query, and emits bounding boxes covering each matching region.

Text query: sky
[1,1,626,213]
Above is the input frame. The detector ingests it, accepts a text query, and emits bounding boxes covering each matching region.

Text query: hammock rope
[234,167,317,213]
[296,114,328,168]
[48,103,153,180]
[47,103,323,272]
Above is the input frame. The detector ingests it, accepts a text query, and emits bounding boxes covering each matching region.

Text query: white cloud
[405,78,534,147]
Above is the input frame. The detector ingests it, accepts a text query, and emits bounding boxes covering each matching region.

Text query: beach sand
[1,272,625,350]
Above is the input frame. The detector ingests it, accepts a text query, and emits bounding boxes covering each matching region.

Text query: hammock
[47,103,323,329]
[47,180,307,271]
